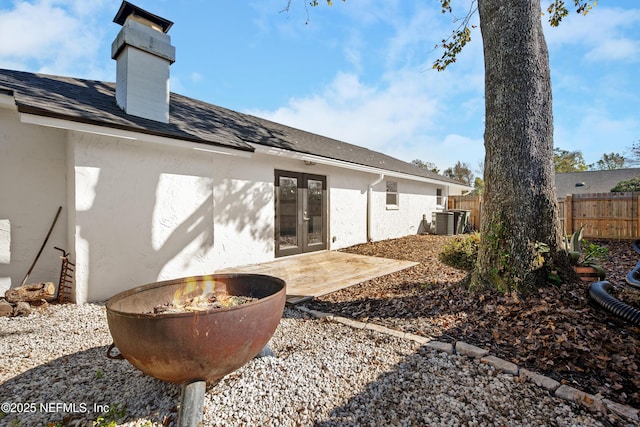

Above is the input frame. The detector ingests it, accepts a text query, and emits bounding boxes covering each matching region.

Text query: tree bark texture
[475,0,563,292]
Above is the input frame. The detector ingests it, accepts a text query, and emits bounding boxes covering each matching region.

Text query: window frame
[386,180,399,210]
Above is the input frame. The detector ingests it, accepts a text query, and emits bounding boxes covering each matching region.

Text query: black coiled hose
[587,240,640,326]
[625,265,640,288]
[625,239,640,288]
[589,281,640,326]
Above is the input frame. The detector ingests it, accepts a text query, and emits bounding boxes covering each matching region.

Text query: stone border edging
[294,305,639,424]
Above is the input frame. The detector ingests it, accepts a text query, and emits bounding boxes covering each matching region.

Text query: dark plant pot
[574,265,605,282]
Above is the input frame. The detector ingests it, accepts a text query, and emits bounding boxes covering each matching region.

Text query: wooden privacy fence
[448,192,640,240]
[559,192,640,239]
[447,194,482,231]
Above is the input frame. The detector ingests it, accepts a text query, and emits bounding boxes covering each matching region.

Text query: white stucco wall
[369,178,441,241]
[210,153,276,269]
[0,107,68,292]
[2,104,459,302]
[242,154,373,252]
[270,161,446,247]
[70,132,223,302]
[229,154,442,252]
[326,171,370,249]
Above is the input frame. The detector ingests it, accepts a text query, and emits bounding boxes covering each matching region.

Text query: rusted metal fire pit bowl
[105,274,286,384]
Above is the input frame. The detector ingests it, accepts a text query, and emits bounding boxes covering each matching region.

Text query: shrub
[438,232,480,271]
[611,176,640,192]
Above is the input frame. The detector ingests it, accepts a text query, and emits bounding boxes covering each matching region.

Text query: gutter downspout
[367,174,385,242]
[445,185,450,210]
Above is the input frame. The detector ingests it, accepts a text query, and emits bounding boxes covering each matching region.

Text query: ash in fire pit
[150,293,257,314]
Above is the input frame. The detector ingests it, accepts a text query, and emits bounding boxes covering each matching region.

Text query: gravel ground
[0,303,617,426]
[309,235,640,410]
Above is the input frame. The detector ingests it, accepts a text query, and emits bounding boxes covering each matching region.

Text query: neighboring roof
[555,168,640,196]
[0,68,467,188]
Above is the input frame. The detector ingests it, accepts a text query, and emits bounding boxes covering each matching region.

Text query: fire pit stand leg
[257,344,274,358]
[177,380,206,427]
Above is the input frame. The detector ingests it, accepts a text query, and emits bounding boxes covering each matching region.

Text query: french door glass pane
[279,177,298,250]
[307,179,323,246]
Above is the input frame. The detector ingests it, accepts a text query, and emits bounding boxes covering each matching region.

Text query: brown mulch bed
[306,235,640,409]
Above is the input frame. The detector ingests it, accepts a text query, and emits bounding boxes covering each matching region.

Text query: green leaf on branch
[435,0,596,71]
[434,26,472,72]
[546,1,596,27]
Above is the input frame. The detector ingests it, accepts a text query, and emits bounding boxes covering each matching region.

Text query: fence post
[565,194,573,235]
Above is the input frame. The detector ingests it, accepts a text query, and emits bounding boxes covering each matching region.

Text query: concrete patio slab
[218,251,418,304]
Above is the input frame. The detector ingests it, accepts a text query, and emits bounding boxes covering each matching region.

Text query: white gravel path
[0,303,619,426]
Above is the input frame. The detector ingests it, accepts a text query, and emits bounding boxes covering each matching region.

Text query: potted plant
[564,226,608,282]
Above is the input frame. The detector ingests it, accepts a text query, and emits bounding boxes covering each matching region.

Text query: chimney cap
[113,1,173,33]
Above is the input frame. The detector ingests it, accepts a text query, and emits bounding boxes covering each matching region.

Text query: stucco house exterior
[0,2,470,303]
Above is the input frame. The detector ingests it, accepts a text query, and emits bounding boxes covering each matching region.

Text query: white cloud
[384,6,440,68]
[248,61,486,171]
[0,0,112,79]
[584,38,639,62]
[189,72,204,83]
[342,29,364,72]
[333,0,402,27]
[0,2,72,56]
[438,134,484,167]
[250,70,439,154]
[555,105,639,164]
[545,6,640,63]
[247,1,487,171]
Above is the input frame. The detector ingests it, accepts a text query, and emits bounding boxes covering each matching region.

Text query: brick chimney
[111,1,175,123]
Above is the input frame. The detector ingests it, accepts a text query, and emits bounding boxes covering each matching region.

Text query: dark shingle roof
[0,68,466,186]
[555,169,640,196]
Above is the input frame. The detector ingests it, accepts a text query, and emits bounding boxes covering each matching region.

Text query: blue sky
[1,1,639,175]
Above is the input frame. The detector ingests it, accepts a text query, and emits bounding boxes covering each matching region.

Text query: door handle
[303,211,310,221]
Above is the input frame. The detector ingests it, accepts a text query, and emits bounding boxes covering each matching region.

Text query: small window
[386,181,399,208]
[436,188,443,206]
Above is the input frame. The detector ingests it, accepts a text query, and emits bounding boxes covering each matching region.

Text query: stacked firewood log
[0,282,56,317]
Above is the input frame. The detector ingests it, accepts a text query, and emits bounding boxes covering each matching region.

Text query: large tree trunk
[474,0,563,292]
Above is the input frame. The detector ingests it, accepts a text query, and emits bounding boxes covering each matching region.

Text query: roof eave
[19,112,253,158]
[0,91,16,109]
[250,143,472,190]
